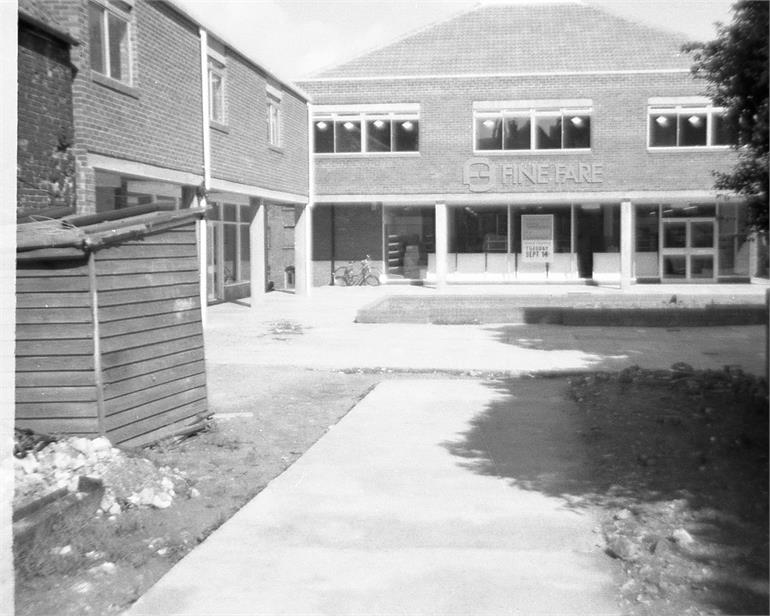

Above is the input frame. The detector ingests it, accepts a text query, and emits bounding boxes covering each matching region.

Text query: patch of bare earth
[568,365,769,616]
[13,367,382,616]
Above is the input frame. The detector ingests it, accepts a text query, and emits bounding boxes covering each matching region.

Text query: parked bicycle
[333,256,381,286]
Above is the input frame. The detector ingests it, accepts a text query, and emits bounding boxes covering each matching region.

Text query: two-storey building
[298,3,754,287]
[18,0,311,302]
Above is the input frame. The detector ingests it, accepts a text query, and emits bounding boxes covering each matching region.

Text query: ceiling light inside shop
[655,116,669,126]
[570,116,584,127]
[316,121,328,130]
[482,119,496,129]
[688,115,703,126]
[343,121,356,130]
[401,121,414,131]
[373,120,386,129]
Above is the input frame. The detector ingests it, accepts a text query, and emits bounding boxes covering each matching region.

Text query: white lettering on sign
[464,158,604,193]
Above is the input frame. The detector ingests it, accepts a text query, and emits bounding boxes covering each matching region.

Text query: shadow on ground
[442,376,769,615]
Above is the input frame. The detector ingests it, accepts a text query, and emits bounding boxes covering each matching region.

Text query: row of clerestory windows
[312,99,733,154]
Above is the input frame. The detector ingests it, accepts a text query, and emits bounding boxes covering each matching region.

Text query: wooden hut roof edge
[17,205,207,258]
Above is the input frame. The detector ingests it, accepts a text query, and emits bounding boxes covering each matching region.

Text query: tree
[684,1,769,233]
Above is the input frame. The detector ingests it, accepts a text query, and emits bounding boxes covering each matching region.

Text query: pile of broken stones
[14,432,198,518]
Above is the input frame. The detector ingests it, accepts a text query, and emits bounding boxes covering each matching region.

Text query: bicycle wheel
[333,266,350,286]
[364,272,380,286]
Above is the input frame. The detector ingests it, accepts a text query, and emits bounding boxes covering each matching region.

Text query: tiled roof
[309,3,692,80]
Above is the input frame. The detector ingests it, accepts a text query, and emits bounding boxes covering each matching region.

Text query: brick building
[17,0,79,214]
[17,0,311,301]
[298,3,756,286]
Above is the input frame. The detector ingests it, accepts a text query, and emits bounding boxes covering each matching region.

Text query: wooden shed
[16,204,209,448]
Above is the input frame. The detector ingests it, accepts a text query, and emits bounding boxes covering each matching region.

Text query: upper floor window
[648,98,731,148]
[473,100,592,152]
[267,85,282,147]
[208,40,227,125]
[313,104,419,154]
[88,0,132,84]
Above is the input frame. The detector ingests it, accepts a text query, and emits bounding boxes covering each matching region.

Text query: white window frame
[472,101,593,153]
[267,96,281,147]
[647,97,729,150]
[208,57,226,125]
[89,0,133,85]
[312,104,420,155]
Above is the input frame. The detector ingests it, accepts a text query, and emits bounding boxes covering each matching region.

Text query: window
[208,57,226,124]
[267,97,281,146]
[648,100,731,148]
[89,0,132,84]
[474,101,591,152]
[313,106,419,154]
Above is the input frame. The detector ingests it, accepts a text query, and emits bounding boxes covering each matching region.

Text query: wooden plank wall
[15,258,101,436]
[95,225,208,447]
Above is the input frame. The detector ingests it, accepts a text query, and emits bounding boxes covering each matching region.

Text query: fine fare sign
[463,157,604,193]
[521,214,554,263]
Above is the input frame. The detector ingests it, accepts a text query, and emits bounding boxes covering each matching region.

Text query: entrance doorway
[661,218,717,281]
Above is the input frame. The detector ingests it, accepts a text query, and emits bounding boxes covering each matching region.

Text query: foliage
[683,1,769,232]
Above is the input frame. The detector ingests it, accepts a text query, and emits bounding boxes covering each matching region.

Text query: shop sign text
[521,214,554,263]
[463,157,604,193]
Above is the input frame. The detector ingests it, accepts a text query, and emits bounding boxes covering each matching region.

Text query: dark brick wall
[17,21,75,213]
[300,72,735,197]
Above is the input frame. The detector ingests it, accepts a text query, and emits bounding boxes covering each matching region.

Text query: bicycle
[333,255,381,286]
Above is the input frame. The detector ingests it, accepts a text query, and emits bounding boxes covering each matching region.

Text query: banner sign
[521,214,554,263]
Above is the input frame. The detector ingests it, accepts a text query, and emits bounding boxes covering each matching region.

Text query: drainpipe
[198,27,211,324]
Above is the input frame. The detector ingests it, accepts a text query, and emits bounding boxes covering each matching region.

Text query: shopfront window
[450,206,508,253]
[384,207,434,279]
[512,206,571,253]
[635,204,659,251]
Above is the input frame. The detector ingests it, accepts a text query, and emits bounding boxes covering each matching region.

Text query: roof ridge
[303,2,486,79]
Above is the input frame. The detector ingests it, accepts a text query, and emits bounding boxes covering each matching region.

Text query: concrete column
[435,202,448,289]
[294,203,312,296]
[620,200,633,289]
[250,199,267,306]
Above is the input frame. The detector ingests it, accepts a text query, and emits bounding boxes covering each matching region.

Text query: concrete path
[125,379,619,616]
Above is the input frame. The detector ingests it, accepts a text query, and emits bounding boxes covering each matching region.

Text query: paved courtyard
[126,283,767,615]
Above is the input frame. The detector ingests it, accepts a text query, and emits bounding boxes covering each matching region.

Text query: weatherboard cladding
[15,210,208,447]
[310,4,693,80]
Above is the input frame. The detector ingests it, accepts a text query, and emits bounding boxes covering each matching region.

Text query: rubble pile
[14,435,197,516]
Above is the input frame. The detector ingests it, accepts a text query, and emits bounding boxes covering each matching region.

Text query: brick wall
[300,72,735,197]
[210,50,309,197]
[68,0,203,189]
[17,21,75,213]
[312,204,384,285]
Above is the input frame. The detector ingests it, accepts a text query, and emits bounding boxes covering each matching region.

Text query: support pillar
[294,203,312,296]
[620,200,633,289]
[250,199,267,306]
[435,201,448,289]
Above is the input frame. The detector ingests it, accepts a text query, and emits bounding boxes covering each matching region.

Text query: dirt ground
[567,365,769,616]
[13,364,769,616]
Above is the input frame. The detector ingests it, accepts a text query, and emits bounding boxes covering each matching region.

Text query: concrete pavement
[125,379,620,616]
[204,285,767,375]
[125,283,766,615]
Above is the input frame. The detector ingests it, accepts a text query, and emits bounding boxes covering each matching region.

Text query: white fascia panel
[311,103,420,114]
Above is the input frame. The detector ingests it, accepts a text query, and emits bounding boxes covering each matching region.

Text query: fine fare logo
[463,157,604,193]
